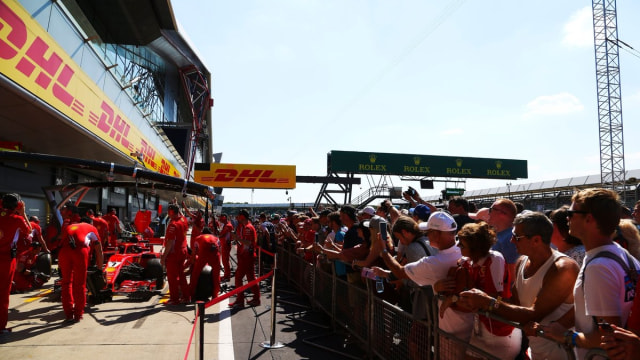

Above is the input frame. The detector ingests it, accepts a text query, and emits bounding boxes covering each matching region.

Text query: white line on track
[218,297,234,359]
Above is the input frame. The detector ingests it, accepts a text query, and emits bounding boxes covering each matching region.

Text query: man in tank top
[460,211,579,360]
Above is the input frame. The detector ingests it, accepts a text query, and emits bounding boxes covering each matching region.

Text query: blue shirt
[332,230,347,276]
[491,227,519,264]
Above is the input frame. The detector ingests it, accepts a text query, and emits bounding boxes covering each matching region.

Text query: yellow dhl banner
[194,163,296,189]
[0,0,181,177]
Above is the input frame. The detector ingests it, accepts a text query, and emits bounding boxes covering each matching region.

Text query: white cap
[358,206,376,217]
[418,211,457,232]
[469,207,490,222]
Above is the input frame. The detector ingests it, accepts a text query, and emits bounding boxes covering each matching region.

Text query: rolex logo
[413,157,421,165]
[456,159,463,167]
[496,161,503,169]
[369,154,377,163]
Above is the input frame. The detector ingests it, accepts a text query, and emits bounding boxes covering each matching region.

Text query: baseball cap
[271,214,281,221]
[469,207,490,222]
[358,206,376,217]
[413,204,431,221]
[368,216,386,233]
[418,211,457,232]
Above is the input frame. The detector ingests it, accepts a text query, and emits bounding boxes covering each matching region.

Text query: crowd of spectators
[261,188,640,360]
[6,187,640,360]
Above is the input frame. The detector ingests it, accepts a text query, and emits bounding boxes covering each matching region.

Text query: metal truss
[179,65,211,180]
[592,0,627,200]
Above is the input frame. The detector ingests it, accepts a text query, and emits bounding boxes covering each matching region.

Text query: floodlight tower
[592,0,628,202]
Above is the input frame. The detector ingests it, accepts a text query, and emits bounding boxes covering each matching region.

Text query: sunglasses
[567,209,588,218]
[511,232,529,242]
[489,207,508,215]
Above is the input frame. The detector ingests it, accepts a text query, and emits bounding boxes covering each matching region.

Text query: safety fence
[276,244,584,360]
[180,243,609,360]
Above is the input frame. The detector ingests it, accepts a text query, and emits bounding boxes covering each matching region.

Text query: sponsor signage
[329,150,527,180]
[194,163,296,189]
[445,188,465,196]
[0,141,22,151]
[0,0,181,176]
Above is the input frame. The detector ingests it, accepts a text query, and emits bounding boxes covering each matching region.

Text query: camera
[406,186,417,196]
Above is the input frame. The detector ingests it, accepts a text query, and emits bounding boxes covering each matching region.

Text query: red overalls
[58,222,99,321]
[165,220,189,304]
[190,234,221,299]
[0,211,31,330]
[218,222,233,279]
[234,223,260,304]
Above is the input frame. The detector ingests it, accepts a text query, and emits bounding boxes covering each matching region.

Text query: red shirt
[193,234,220,256]
[0,210,31,261]
[62,222,100,249]
[462,252,513,336]
[302,230,316,262]
[165,218,187,254]
[237,222,257,256]
[91,216,109,244]
[102,213,121,236]
[191,214,204,240]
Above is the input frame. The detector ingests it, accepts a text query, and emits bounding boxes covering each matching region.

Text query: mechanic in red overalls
[0,193,32,333]
[12,241,45,292]
[58,217,103,323]
[86,209,109,248]
[188,227,221,299]
[161,204,190,305]
[182,201,204,250]
[229,209,260,309]
[101,208,122,247]
[29,216,50,254]
[217,214,234,282]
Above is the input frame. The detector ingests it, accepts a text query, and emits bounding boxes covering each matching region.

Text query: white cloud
[523,92,584,119]
[562,6,593,48]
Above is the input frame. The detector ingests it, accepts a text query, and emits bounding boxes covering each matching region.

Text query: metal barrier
[276,245,589,360]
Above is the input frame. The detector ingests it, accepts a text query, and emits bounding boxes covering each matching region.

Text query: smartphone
[361,267,377,280]
[598,321,613,333]
[407,186,416,196]
[380,221,388,241]
[315,232,320,243]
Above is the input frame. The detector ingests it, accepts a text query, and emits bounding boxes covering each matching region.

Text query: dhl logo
[195,164,296,189]
[200,169,290,184]
[0,0,181,177]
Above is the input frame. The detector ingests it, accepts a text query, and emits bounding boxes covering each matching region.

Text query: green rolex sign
[446,188,465,196]
[329,151,527,180]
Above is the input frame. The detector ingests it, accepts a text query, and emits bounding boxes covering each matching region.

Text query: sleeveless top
[516,249,573,360]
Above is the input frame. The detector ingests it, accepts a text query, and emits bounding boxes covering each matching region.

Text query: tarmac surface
[1,261,366,360]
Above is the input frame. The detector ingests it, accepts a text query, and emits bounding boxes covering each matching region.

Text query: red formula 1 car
[89,237,165,303]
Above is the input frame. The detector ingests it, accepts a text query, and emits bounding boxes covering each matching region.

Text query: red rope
[183,305,200,360]
[205,270,273,309]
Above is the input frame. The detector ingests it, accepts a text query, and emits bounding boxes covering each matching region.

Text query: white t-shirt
[574,243,640,359]
[405,245,473,338]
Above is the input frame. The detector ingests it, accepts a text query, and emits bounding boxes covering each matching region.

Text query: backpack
[582,249,639,302]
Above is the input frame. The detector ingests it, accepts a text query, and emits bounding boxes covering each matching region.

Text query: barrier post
[257,245,262,277]
[260,253,285,349]
[196,301,205,360]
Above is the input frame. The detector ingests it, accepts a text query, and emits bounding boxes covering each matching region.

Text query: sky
[171,0,640,205]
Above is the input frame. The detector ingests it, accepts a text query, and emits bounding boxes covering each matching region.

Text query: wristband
[487,298,496,312]
[564,330,578,347]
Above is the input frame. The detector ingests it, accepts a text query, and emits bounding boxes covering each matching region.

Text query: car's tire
[194,265,213,301]
[35,252,52,276]
[144,258,165,290]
